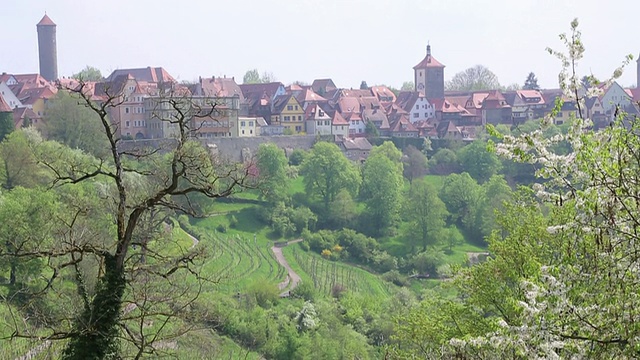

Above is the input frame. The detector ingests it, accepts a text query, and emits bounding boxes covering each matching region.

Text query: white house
[600,81,632,116]
[238,117,258,137]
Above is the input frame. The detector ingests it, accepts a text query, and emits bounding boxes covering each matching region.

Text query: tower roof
[37,14,56,26]
[413,45,445,69]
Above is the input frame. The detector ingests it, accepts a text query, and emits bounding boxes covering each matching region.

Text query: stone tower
[37,14,58,82]
[413,44,445,99]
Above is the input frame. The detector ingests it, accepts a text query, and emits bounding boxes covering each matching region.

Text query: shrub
[229,215,238,229]
[216,224,227,233]
[382,270,410,287]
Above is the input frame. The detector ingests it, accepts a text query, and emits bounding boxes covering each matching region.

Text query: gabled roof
[272,94,298,114]
[239,82,284,100]
[193,77,243,99]
[105,67,176,83]
[338,97,361,114]
[311,78,337,93]
[370,86,397,103]
[13,107,38,125]
[295,88,327,104]
[389,114,418,133]
[37,14,56,26]
[332,111,349,126]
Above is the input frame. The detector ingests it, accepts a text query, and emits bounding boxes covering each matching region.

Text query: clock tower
[413,44,445,99]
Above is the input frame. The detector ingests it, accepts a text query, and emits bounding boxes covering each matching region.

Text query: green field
[283,245,392,300]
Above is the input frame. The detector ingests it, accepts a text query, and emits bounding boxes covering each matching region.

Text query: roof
[295,88,327,104]
[37,14,56,26]
[413,46,445,69]
[194,77,243,99]
[389,114,418,133]
[341,137,372,151]
[0,94,12,112]
[338,97,361,114]
[105,67,176,83]
[13,107,38,125]
[272,94,296,114]
[16,87,56,105]
[370,86,397,103]
[332,111,349,126]
[239,82,284,100]
[311,78,337,93]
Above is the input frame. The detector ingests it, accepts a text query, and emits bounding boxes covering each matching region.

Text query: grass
[283,245,392,300]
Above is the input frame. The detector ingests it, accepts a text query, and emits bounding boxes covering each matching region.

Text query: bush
[229,215,238,229]
[298,240,310,251]
[291,281,316,301]
[382,270,410,287]
[247,280,280,309]
[216,224,227,233]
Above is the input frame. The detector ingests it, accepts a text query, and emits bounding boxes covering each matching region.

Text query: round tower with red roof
[37,13,58,82]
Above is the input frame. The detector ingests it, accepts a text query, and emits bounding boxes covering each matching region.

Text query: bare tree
[2,81,253,359]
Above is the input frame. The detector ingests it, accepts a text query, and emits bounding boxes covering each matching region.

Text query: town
[2,14,639,161]
[3,11,640,359]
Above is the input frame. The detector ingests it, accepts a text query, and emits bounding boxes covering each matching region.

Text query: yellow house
[19,86,57,129]
[271,94,305,134]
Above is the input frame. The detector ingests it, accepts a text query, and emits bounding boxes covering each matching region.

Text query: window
[413,113,419,118]
[125,107,129,114]
[295,126,302,132]
[324,120,330,126]
[424,113,428,117]
[125,121,130,127]
[295,105,299,110]
[250,130,253,134]
[249,121,254,126]
[287,105,293,111]
[284,116,290,121]
[241,121,246,126]
[242,130,245,135]
[416,105,419,110]
[318,110,324,116]
[298,116,302,121]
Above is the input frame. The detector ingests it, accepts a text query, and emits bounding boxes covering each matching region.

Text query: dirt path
[271,239,303,296]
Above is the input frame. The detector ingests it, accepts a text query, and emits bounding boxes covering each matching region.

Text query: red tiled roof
[332,111,349,126]
[413,47,445,69]
[37,14,56,26]
[105,67,176,83]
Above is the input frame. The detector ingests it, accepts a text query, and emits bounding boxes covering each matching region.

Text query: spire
[427,44,431,57]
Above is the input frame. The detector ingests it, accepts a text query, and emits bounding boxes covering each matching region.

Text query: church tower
[413,44,445,99]
[37,14,58,82]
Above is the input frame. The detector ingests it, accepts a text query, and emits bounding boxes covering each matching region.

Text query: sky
[1,0,639,89]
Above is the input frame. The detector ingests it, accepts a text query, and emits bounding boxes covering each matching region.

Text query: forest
[1,19,640,359]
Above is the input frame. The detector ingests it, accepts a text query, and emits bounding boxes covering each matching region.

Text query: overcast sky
[1,0,638,89]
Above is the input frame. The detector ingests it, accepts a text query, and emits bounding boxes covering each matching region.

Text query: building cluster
[2,14,640,149]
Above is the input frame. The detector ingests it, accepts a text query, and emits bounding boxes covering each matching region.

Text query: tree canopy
[71,65,103,81]
[523,72,540,90]
[445,65,501,91]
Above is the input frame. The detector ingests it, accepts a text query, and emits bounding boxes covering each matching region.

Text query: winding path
[271,239,303,296]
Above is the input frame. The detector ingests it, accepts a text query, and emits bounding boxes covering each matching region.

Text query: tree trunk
[63,254,126,360]
[9,261,16,286]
